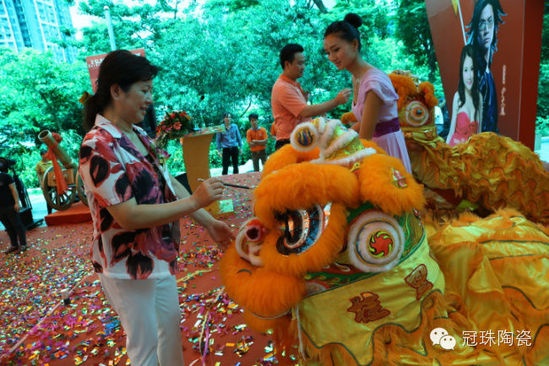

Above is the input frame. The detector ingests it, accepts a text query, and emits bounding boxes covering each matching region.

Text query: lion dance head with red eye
[220,117,451,365]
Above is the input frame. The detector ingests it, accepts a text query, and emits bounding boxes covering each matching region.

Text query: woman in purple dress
[323,13,412,173]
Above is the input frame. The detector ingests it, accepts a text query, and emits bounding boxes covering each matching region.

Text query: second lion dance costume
[220,74,549,365]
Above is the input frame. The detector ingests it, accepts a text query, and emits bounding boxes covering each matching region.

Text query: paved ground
[537,136,549,162]
[0,172,277,365]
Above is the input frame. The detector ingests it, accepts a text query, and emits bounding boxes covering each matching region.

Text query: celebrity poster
[425,0,543,148]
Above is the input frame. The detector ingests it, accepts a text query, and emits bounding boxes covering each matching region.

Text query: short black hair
[279,43,304,69]
[249,113,259,120]
[0,157,13,173]
[466,0,506,65]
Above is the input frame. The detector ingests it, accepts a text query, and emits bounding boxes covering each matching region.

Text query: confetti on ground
[0,173,297,365]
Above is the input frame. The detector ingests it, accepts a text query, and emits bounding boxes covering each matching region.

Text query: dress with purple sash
[352,68,412,173]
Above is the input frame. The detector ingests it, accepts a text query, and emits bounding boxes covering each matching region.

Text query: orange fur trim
[418,81,438,109]
[261,143,320,177]
[358,154,425,215]
[340,111,357,125]
[220,246,306,317]
[220,245,255,284]
[389,72,439,113]
[389,73,419,111]
[265,314,299,356]
[254,163,360,228]
[360,138,387,154]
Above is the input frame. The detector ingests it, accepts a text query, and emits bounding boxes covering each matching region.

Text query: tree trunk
[311,0,328,13]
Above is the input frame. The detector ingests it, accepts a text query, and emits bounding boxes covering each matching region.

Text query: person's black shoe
[4,246,19,254]
[20,245,28,252]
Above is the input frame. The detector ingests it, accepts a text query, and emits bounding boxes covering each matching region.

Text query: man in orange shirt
[246,113,268,172]
[270,43,351,150]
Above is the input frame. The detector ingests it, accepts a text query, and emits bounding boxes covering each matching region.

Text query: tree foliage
[1,0,546,189]
[536,9,549,136]
[0,48,88,186]
[394,0,438,81]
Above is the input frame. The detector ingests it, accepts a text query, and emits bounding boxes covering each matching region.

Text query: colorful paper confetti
[0,173,296,365]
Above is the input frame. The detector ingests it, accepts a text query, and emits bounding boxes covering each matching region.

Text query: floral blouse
[78,115,180,280]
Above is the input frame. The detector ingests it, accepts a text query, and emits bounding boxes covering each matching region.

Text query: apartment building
[0,0,75,62]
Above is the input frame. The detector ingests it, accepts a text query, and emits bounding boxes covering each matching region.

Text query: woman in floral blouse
[79,50,234,366]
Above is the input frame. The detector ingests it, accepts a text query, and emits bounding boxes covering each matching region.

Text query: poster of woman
[425,0,543,149]
[446,45,482,146]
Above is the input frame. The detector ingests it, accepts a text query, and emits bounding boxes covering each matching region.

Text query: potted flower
[155,111,194,148]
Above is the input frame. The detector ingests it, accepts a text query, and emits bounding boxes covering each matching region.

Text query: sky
[69,2,94,40]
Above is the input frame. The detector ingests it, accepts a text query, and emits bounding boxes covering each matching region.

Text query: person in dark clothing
[0,158,27,253]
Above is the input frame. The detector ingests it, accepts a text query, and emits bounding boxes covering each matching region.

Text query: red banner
[85,48,145,93]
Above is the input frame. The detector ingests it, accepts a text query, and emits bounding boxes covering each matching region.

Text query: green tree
[2,0,467,187]
[0,49,87,187]
[151,0,347,124]
[394,0,438,81]
[75,0,171,56]
[536,9,549,137]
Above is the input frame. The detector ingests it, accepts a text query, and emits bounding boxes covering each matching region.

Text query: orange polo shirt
[246,127,268,152]
[271,74,310,140]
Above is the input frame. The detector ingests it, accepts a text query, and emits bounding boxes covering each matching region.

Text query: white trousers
[99,274,185,366]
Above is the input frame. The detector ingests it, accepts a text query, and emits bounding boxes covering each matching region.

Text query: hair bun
[344,13,362,29]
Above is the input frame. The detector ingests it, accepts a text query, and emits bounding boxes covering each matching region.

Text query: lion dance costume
[389,71,549,225]
[220,116,549,365]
